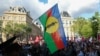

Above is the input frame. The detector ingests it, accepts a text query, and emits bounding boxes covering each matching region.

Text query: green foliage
[0,20,3,32]
[72,17,86,36]
[80,21,93,38]
[72,11,100,38]
[3,21,32,37]
[90,12,100,38]
[3,22,14,35]
[72,17,93,38]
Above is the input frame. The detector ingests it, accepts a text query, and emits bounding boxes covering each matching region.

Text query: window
[36,22,38,25]
[8,16,11,20]
[18,8,21,12]
[0,17,1,20]
[21,17,24,21]
[3,17,5,19]
[19,16,20,19]
[15,8,17,12]
[12,8,14,11]
[70,21,71,25]
[14,16,17,20]
[66,21,68,24]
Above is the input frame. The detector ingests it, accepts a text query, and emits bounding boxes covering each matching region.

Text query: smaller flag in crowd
[97,33,100,41]
[29,35,43,44]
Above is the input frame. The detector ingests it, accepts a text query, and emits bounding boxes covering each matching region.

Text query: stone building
[0,6,42,42]
[61,11,75,40]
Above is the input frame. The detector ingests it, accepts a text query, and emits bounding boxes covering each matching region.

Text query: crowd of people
[0,35,100,56]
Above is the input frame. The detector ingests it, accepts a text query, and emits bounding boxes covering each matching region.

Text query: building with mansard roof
[0,6,42,42]
[61,11,75,40]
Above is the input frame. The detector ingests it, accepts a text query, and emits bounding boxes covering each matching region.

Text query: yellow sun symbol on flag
[46,16,59,33]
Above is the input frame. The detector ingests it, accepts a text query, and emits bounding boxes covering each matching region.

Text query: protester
[0,34,21,56]
[3,43,22,56]
[0,34,100,56]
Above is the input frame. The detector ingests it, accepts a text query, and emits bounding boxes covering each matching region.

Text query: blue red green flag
[39,4,67,53]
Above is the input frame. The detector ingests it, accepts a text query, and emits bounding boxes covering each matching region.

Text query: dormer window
[3,17,5,20]
[22,10,24,12]
[12,8,14,11]
[18,8,21,12]
[36,22,38,25]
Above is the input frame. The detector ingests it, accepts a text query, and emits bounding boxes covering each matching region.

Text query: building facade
[61,11,75,40]
[0,6,42,42]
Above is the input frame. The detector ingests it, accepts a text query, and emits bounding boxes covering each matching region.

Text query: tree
[0,20,3,32]
[3,21,14,38]
[72,17,93,38]
[14,23,32,42]
[71,17,86,36]
[3,21,32,39]
[0,20,3,42]
[90,12,100,38]
[80,20,93,38]
[23,24,32,43]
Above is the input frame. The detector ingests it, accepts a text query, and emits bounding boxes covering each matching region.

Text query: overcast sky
[0,0,100,20]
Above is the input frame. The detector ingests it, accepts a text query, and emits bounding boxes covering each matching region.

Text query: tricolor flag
[39,4,67,53]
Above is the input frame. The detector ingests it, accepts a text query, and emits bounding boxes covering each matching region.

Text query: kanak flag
[39,4,67,53]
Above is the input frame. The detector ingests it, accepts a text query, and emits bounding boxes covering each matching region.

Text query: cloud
[0,0,13,15]
[37,0,99,18]
[20,0,69,19]
[0,0,99,19]
[67,0,99,17]
[21,0,57,19]
[0,0,22,15]
[72,3,99,18]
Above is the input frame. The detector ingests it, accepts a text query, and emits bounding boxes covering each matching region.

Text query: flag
[97,33,100,41]
[34,36,40,43]
[39,4,67,53]
[89,37,92,42]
